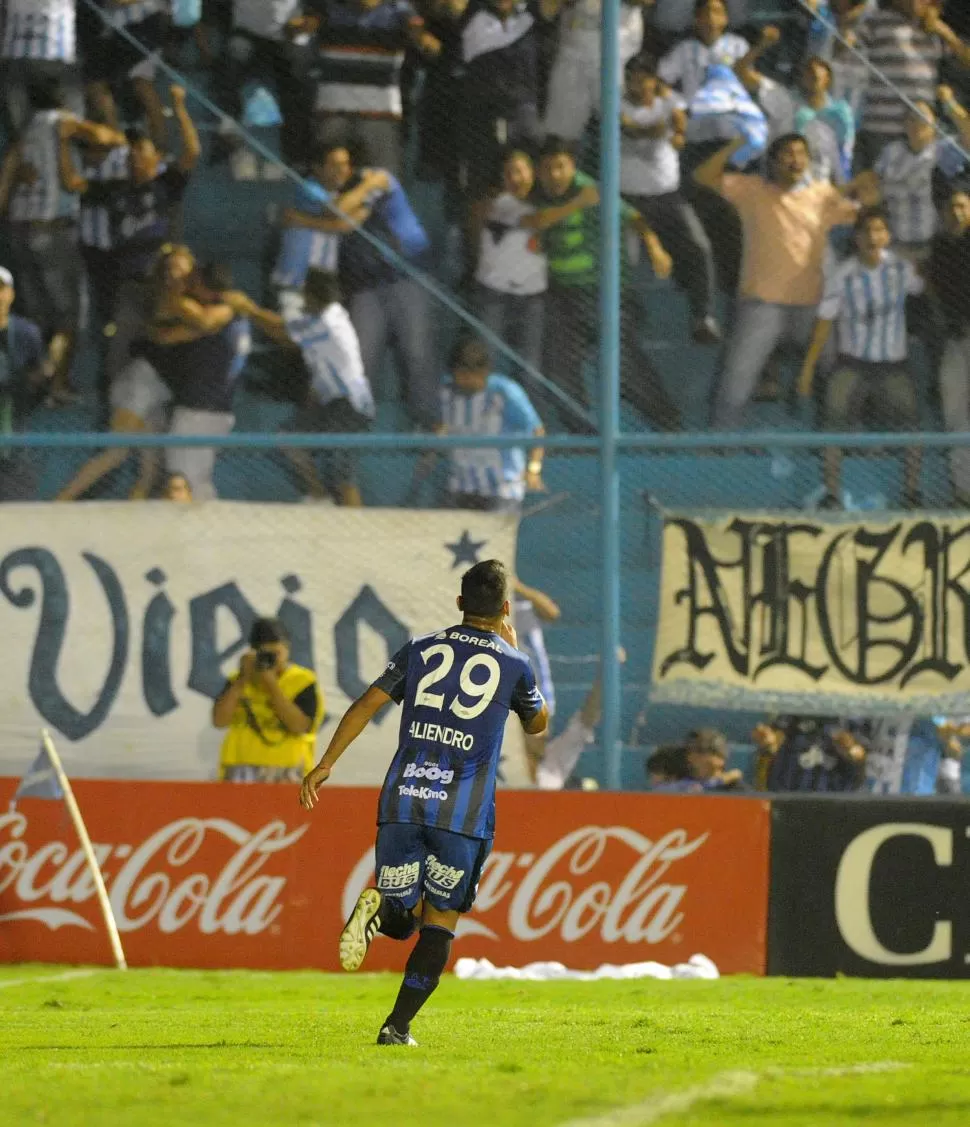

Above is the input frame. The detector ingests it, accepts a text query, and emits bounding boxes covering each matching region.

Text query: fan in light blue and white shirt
[440,335,543,507]
[2,0,75,61]
[875,109,968,251]
[285,301,375,419]
[818,243,924,364]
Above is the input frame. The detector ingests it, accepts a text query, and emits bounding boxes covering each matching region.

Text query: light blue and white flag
[689,64,768,167]
[10,741,64,809]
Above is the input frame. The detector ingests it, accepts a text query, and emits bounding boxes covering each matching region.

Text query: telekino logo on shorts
[398,760,454,801]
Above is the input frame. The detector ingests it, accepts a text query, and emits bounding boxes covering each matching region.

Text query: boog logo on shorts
[398,761,452,801]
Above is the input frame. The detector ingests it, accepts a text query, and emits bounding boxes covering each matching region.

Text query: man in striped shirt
[873,95,969,259]
[307,0,435,175]
[799,207,925,506]
[855,0,970,164]
[436,333,544,512]
[1,0,79,133]
[240,268,374,506]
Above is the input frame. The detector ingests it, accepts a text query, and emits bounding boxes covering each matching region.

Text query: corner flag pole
[40,731,127,970]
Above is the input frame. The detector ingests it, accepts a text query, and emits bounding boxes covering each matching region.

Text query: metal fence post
[599,0,623,790]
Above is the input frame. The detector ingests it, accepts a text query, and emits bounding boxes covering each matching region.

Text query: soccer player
[299,559,548,1046]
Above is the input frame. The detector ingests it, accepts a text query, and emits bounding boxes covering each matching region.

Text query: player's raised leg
[340,823,423,973]
[377,828,490,1047]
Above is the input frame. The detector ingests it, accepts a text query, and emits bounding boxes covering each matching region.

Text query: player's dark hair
[310,141,353,170]
[304,268,342,308]
[694,0,725,13]
[27,77,64,112]
[449,332,490,372]
[460,560,509,619]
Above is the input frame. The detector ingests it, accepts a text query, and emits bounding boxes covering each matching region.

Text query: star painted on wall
[445,530,487,569]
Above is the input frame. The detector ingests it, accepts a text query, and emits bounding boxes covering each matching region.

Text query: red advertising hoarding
[0,781,770,973]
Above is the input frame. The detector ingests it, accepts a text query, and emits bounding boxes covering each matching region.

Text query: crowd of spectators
[643,714,968,793]
[2,1,970,507]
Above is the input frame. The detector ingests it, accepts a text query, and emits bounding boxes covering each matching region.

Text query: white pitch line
[0,969,99,991]
[558,1062,909,1127]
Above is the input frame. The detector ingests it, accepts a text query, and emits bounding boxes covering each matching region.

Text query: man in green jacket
[525,135,679,432]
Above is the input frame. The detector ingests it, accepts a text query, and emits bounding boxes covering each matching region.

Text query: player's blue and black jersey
[373,624,544,839]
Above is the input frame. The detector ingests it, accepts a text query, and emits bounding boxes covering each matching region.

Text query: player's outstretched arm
[300,685,391,810]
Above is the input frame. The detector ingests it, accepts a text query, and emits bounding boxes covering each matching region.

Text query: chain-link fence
[3,1,970,794]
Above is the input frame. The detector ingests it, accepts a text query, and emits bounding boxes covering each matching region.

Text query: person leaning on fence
[799,207,925,508]
[213,617,324,784]
[529,136,679,433]
[929,181,970,503]
[0,266,57,501]
[236,267,374,506]
[752,716,867,792]
[430,332,545,513]
[695,132,873,430]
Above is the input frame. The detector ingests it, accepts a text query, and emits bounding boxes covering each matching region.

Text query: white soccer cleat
[377,1023,418,1046]
[339,887,382,972]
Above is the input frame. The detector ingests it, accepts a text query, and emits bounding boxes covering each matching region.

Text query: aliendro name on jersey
[408,722,474,750]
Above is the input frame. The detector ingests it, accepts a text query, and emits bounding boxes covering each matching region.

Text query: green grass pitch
[2,965,969,1126]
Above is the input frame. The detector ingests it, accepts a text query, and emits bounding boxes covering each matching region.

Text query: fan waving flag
[10,742,65,809]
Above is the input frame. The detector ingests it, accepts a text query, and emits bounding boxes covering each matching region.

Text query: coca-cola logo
[342,825,708,945]
[0,811,308,936]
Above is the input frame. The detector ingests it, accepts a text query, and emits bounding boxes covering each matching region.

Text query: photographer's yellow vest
[218,664,324,776]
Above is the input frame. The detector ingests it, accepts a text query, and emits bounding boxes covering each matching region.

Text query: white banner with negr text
[652,510,970,714]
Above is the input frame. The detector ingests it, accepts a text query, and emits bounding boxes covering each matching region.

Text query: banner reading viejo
[0,504,518,783]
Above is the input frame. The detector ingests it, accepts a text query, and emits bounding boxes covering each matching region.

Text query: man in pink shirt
[694,132,867,429]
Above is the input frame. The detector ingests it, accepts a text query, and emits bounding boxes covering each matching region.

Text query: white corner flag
[12,733,127,971]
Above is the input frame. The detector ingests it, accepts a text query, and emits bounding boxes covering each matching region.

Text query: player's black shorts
[375,823,491,914]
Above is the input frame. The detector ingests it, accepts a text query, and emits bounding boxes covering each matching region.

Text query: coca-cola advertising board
[0,780,770,973]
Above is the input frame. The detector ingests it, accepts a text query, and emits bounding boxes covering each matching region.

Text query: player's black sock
[386,924,453,1031]
[377,895,418,941]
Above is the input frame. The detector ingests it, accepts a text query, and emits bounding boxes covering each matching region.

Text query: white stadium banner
[0,504,525,784]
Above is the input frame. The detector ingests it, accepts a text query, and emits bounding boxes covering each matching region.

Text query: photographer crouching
[212,618,324,783]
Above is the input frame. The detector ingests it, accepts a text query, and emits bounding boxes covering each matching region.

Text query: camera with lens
[254,649,277,672]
